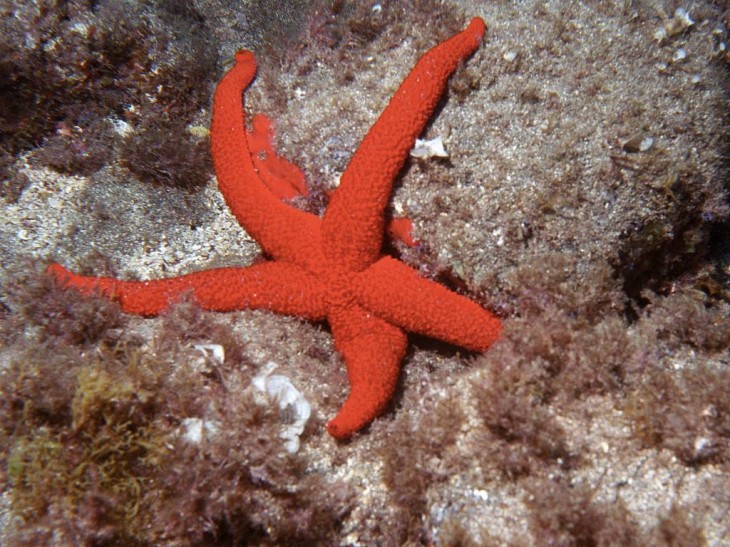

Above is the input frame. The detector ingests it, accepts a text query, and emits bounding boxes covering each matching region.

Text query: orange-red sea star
[47,17,501,439]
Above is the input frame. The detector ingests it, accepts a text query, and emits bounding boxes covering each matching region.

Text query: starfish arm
[326,306,408,439]
[354,256,501,352]
[322,18,486,272]
[210,50,323,268]
[46,262,328,319]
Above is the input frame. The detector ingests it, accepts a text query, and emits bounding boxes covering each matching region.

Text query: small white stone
[502,50,517,63]
[693,436,711,457]
[472,489,490,502]
[702,405,717,418]
[492,227,504,246]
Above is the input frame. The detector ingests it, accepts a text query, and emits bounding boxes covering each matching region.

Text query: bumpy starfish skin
[48,17,501,439]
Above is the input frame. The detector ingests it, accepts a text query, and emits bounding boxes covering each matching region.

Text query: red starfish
[47,17,501,439]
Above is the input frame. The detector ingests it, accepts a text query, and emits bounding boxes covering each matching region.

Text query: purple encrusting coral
[1,0,729,544]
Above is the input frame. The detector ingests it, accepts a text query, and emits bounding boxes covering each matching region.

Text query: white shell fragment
[194,343,225,365]
[656,7,695,43]
[180,417,220,444]
[410,136,449,159]
[622,134,654,153]
[673,8,694,29]
[252,361,312,453]
[111,118,133,137]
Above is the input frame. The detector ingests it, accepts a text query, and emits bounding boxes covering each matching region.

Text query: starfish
[47,17,501,439]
